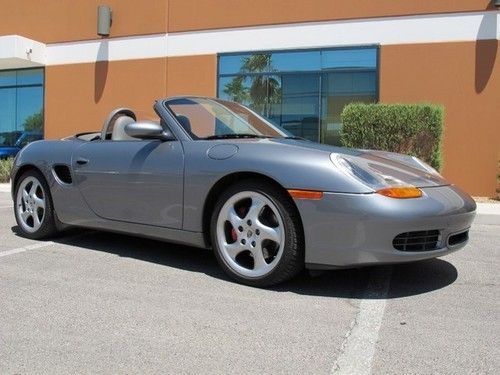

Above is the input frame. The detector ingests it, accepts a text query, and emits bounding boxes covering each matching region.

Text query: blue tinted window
[17,69,44,85]
[219,54,252,75]
[0,68,44,147]
[217,47,378,145]
[271,51,320,72]
[321,48,377,70]
[0,71,16,87]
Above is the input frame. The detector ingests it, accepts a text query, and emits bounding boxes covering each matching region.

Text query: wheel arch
[202,171,303,247]
[12,164,46,197]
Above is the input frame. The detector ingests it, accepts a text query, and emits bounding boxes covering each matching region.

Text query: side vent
[53,165,73,184]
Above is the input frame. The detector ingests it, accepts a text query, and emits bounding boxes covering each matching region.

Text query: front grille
[393,230,440,252]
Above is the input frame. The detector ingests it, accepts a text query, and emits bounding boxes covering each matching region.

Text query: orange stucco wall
[0,0,167,43]
[380,41,500,197]
[167,0,493,32]
[0,1,493,42]
[166,55,217,97]
[44,58,168,138]
[44,55,216,139]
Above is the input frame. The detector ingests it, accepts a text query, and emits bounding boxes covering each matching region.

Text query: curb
[475,203,500,225]
[0,183,11,193]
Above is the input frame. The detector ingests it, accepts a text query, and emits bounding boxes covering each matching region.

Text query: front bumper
[295,185,476,269]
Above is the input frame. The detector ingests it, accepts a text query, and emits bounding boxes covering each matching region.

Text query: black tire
[14,169,58,240]
[210,179,304,287]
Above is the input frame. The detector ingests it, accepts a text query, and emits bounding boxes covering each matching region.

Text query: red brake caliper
[231,227,238,242]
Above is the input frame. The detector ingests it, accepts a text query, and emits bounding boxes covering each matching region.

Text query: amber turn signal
[288,189,324,200]
[376,186,423,199]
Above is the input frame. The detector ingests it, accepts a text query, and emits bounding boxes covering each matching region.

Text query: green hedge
[340,103,444,171]
[0,158,14,183]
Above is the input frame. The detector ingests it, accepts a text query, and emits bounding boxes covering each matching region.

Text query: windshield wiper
[204,134,273,140]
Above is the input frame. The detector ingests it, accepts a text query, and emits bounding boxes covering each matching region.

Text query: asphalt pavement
[0,189,498,374]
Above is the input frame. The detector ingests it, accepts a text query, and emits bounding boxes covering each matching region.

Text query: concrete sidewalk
[1,182,499,223]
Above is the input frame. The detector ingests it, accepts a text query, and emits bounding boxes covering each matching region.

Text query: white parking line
[0,233,89,258]
[332,267,392,375]
[0,241,55,258]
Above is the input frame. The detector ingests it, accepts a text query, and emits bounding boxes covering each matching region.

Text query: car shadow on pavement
[12,226,458,299]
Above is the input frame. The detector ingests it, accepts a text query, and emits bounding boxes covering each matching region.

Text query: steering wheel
[101,107,137,140]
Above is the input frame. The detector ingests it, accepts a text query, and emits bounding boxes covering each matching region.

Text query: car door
[72,138,184,229]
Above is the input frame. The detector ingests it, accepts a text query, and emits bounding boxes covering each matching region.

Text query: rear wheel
[210,180,304,287]
[14,170,57,239]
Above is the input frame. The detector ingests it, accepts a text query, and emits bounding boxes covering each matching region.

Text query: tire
[14,169,58,240]
[210,179,304,287]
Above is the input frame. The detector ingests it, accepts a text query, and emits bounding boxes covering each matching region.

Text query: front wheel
[210,180,304,287]
[14,170,58,239]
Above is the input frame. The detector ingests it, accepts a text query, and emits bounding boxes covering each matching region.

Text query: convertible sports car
[11,97,476,286]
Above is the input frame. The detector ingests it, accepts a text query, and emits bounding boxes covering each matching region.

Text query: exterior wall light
[97,5,112,37]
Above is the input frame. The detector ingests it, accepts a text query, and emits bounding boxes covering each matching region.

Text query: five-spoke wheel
[211,180,304,287]
[14,170,57,239]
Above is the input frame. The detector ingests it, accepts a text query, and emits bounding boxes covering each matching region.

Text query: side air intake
[53,165,72,184]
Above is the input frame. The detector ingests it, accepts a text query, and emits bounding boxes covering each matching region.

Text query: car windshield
[165,97,293,140]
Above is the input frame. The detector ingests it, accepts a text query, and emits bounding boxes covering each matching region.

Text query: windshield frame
[163,96,292,141]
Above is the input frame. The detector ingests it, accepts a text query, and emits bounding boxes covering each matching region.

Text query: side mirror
[124,121,175,141]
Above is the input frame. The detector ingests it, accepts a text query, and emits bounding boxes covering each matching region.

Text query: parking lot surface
[1,190,499,374]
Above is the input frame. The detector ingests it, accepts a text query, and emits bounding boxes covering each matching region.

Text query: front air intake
[448,230,469,247]
[393,230,440,252]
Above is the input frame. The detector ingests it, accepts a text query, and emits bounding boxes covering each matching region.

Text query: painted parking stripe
[332,267,392,375]
[0,233,91,258]
[0,241,55,258]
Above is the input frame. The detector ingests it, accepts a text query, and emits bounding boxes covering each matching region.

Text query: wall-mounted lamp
[494,0,500,8]
[97,5,112,37]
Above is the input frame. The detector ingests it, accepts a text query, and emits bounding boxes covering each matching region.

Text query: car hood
[241,138,448,188]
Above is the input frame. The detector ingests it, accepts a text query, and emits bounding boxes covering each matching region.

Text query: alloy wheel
[16,176,46,233]
[216,191,285,278]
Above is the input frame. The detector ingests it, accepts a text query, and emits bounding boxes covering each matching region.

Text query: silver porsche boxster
[11,97,476,286]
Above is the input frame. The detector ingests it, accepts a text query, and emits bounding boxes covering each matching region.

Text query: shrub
[0,158,14,183]
[340,103,444,171]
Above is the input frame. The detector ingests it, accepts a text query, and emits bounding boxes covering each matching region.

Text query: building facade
[0,0,498,196]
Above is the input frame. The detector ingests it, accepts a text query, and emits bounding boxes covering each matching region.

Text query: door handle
[76,158,89,165]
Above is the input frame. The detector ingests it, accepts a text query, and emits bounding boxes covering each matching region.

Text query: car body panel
[10,96,476,269]
[297,184,476,267]
[72,139,184,229]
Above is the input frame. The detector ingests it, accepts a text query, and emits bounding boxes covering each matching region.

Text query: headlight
[330,153,423,199]
[362,150,441,177]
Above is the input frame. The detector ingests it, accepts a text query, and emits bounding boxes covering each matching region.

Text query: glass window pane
[321,71,377,146]
[321,48,377,70]
[271,50,320,72]
[273,74,320,141]
[219,54,251,75]
[0,88,21,147]
[218,76,251,105]
[16,69,44,85]
[17,86,44,133]
[0,71,16,87]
